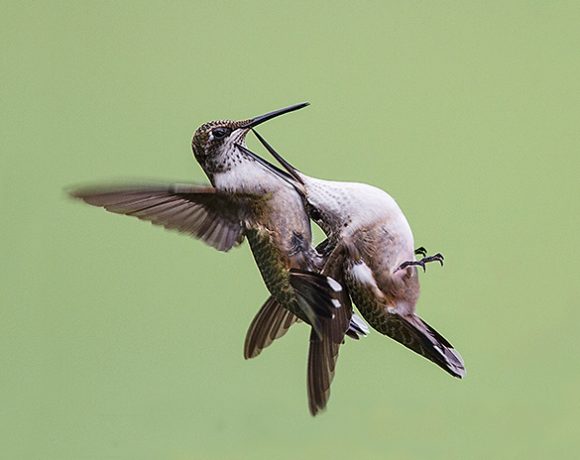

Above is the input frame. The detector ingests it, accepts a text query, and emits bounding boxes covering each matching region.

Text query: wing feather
[244,296,300,359]
[70,184,247,252]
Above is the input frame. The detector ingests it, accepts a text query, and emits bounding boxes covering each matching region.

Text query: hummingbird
[70,103,364,415]
[189,103,367,415]
[250,130,466,379]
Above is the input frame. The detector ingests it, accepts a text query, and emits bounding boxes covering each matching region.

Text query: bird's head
[191,103,309,179]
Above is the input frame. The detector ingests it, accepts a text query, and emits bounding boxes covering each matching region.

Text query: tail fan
[289,269,343,316]
[386,313,466,378]
[307,295,354,416]
[244,299,367,359]
[306,262,354,416]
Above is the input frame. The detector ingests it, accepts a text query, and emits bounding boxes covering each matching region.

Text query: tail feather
[289,268,342,321]
[408,316,466,377]
[388,313,466,378]
[245,298,366,360]
[307,325,336,416]
[306,289,354,416]
[346,313,369,340]
[244,256,352,416]
[244,296,299,359]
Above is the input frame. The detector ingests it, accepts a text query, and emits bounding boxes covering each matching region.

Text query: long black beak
[251,129,304,185]
[240,102,310,129]
[234,143,305,195]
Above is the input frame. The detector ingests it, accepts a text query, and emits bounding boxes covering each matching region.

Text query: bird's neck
[212,159,287,194]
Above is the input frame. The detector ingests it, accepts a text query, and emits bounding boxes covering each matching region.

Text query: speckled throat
[191,119,251,183]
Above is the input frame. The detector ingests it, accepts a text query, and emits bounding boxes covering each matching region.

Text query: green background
[2,1,579,459]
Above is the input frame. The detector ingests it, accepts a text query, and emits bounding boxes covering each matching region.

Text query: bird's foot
[396,253,444,273]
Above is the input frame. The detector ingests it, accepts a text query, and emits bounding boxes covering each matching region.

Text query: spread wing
[70,184,247,252]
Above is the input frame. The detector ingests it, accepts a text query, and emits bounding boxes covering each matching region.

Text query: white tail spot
[326,277,342,293]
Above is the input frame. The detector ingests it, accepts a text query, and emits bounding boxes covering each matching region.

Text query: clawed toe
[428,253,444,266]
[395,251,445,273]
[414,246,427,257]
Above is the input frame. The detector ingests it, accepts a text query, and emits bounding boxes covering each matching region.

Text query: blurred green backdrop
[2,1,579,459]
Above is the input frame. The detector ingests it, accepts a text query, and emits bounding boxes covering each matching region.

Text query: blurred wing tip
[66,186,92,200]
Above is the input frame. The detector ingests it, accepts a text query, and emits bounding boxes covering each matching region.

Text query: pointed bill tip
[242,102,310,129]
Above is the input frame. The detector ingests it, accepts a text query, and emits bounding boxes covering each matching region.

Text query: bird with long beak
[70,103,365,415]
[248,130,466,379]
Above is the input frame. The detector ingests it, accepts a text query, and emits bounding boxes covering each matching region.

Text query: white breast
[213,161,289,194]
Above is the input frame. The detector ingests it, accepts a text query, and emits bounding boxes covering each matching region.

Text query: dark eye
[211,127,229,139]
[309,207,322,221]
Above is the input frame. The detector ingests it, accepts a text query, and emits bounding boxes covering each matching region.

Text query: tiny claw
[414,246,427,257]
[432,253,444,266]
